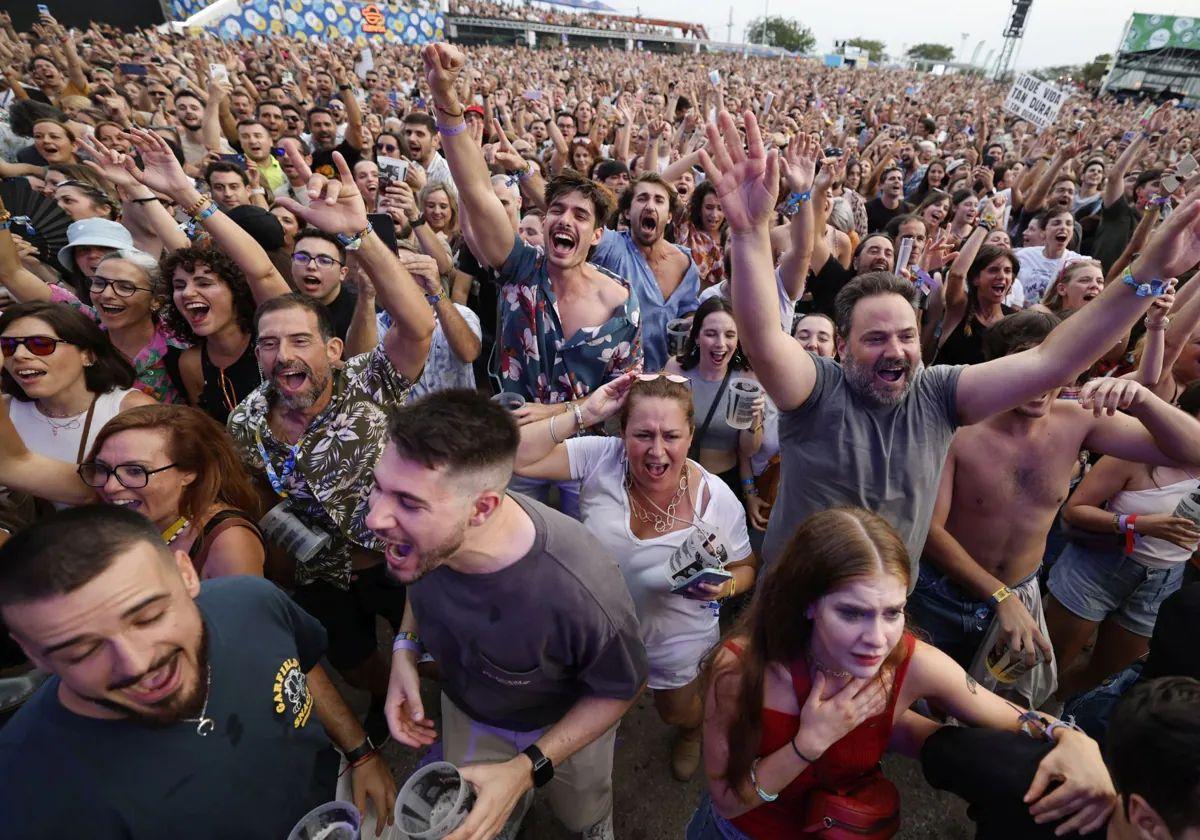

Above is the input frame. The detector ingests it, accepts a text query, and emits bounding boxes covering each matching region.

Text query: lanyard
[255,427,301,499]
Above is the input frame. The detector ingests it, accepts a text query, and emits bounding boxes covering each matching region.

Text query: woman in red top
[687,507,1116,840]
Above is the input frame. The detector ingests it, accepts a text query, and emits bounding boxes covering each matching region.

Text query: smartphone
[896,236,914,272]
[37,4,50,14]
[823,147,844,157]
[376,155,408,189]
[118,63,148,77]
[522,89,542,101]
[367,213,398,253]
[983,153,997,168]
[281,70,294,85]
[708,69,721,86]
[209,63,229,84]
[760,91,775,116]
[218,153,247,167]
[1162,153,1198,193]
[670,567,732,595]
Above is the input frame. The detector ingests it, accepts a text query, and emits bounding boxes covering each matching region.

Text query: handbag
[755,455,781,509]
[800,769,900,839]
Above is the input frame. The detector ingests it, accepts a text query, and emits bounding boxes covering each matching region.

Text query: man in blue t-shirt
[0,506,396,839]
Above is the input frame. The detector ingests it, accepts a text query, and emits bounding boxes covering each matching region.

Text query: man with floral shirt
[227,150,433,742]
[423,44,642,516]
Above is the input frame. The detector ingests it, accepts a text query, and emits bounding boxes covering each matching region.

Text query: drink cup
[1172,488,1200,527]
[490,392,526,413]
[666,318,691,358]
[725,378,762,431]
[287,800,361,840]
[396,762,476,839]
[259,502,332,565]
[984,639,1039,684]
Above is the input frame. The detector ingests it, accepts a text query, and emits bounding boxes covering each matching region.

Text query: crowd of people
[0,8,1199,840]
[447,0,676,37]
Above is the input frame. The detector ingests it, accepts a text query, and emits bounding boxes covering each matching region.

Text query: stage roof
[1121,13,1199,54]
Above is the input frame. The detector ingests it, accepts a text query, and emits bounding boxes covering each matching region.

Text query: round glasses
[0,335,74,357]
[89,276,153,298]
[292,252,343,269]
[78,462,178,489]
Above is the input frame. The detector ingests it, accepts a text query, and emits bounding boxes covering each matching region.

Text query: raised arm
[1077,377,1200,466]
[0,401,95,505]
[334,64,365,153]
[776,133,819,302]
[276,152,433,382]
[125,128,289,305]
[957,186,1200,425]
[701,111,815,412]
[1104,104,1172,208]
[421,43,518,269]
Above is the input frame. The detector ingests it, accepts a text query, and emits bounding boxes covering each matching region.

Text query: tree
[746,16,816,54]
[845,38,886,62]
[907,43,955,62]
[1080,53,1111,86]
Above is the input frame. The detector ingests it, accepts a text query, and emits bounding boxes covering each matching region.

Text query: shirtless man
[914,309,1200,705]
[591,172,699,370]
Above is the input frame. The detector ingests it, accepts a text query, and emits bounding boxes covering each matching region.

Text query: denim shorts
[907,562,994,668]
[1047,542,1185,637]
[684,794,752,840]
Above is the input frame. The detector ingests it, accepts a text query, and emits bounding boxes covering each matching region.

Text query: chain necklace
[180,662,215,736]
[811,656,852,679]
[39,412,83,437]
[625,466,690,534]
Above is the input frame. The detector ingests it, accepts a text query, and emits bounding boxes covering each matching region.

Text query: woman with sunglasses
[0,404,264,578]
[0,301,154,479]
[515,371,757,782]
[666,297,763,500]
[373,132,403,162]
[686,506,1114,840]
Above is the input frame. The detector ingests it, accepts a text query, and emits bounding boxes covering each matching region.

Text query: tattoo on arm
[966,674,978,695]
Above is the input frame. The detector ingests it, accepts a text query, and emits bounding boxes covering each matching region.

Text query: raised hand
[395,250,441,297]
[490,119,525,172]
[422,42,465,103]
[274,148,369,237]
[698,110,779,235]
[76,134,141,191]
[123,127,195,198]
[1130,189,1200,286]
[580,369,637,426]
[781,131,819,195]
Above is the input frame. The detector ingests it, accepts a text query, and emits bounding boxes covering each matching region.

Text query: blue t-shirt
[591,229,699,372]
[0,577,337,839]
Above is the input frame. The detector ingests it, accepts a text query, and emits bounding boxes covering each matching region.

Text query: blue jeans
[907,562,992,669]
[505,474,581,519]
[1062,660,1143,742]
[685,794,752,840]
[1048,543,1185,637]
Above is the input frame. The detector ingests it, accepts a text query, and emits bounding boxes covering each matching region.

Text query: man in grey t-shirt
[370,389,647,840]
[701,111,1197,579]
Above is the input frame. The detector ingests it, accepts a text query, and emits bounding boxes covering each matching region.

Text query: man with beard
[227,150,433,742]
[400,112,454,195]
[0,505,396,838]
[917,311,1200,708]
[422,44,641,515]
[371,390,647,840]
[702,109,1200,580]
[173,90,231,172]
[591,172,699,371]
[308,81,365,180]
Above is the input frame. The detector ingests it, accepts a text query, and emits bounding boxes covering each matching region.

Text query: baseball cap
[57,218,135,272]
[226,205,285,251]
[594,159,629,182]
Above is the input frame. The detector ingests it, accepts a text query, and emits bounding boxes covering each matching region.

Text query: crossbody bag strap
[689,366,733,461]
[74,396,99,465]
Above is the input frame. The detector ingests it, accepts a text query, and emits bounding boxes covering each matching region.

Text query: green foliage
[906,43,955,62]
[746,16,816,53]
[845,38,886,61]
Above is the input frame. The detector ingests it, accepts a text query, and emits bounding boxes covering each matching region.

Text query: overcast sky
[608,0,1197,70]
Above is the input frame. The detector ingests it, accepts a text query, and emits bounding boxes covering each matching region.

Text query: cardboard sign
[1003,74,1065,133]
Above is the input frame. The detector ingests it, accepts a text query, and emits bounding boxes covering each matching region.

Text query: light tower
[994,0,1032,81]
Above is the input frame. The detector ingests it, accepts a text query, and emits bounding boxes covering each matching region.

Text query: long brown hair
[85,405,261,523]
[712,507,911,798]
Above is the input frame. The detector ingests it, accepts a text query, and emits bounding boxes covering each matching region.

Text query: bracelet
[750,758,779,802]
[392,630,422,654]
[425,290,446,306]
[1044,716,1080,743]
[339,84,353,92]
[782,191,811,216]
[343,737,375,764]
[988,585,1012,607]
[1112,513,1122,534]
[437,120,467,137]
[435,101,465,118]
[193,201,218,224]
[1145,316,1169,331]
[572,402,585,430]
[410,215,427,229]
[131,196,159,204]
[724,574,737,601]
[336,224,373,251]
[1124,513,1139,554]
[790,736,820,764]
[1121,268,1167,298]
[251,187,266,196]
[548,412,564,444]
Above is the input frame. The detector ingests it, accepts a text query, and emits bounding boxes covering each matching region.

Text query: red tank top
[728,633,916,839]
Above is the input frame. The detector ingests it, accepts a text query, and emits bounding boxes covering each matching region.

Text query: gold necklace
[626,467,689,534]
[161,516,191,545]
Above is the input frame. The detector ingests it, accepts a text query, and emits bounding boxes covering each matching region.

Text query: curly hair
[159,246,256,344]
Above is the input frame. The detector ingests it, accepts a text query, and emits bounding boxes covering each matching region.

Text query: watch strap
[522,744,554,787]
[343,737,375,764]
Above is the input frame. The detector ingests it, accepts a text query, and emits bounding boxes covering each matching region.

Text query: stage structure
[1102,13,1200,106]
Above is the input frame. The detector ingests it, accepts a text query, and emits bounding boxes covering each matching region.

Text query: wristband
[1145,316,1169,331]
[425,289,446,305]
[1124,514,1139,555]
[392,630,422,654]
[339,84,353,92]
[437,120,467,137]
[336,224,373,251]
[790,736,820,764]
[1122,268,1167,298]
[193,201,218,224]
[410,215,427,229]
[572,402,585,431]
[782,191,811,216]
[343,737,375,764]
[131,196,159,204]
[1044,717,1081,742]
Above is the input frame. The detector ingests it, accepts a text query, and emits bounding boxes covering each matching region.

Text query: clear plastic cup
[287,800,361,840]
[395,762,476,839]
[666,318,692,358]
[259,502,332,565]
[725,378,762,430]
[490,392,526,412]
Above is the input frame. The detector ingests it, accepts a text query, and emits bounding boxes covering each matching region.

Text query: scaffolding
[993,0,1031,81]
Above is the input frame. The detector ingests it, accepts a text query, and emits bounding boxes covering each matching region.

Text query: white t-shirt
[1014,246,1081,308]
[698,267,796,333]
[567,436,751,689]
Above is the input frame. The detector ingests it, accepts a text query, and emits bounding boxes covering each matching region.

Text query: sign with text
[1003,73,1065,133]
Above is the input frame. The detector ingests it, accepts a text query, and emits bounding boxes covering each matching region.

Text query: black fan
[0,177,71,267]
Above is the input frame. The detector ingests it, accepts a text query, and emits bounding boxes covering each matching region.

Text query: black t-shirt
[312,138,362,179]
[865,197,911,233]
[324,283,359,342]
[0,577,337,839]
[457,243,500,393]
[801,254,855,317]
[1089,197,1140,274]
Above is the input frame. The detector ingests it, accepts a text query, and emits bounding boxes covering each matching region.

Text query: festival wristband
[392,631,423,655]
[782,191,811,216]
[1121,268,1167,298]
[437,120,467,137]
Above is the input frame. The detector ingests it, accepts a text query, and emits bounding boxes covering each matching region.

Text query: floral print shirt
[497,235,642,403]
[227,346,413,589]
[48,284,188,405]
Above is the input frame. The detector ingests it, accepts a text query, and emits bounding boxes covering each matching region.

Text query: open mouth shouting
[708,348,728,367]
[548,226,578,260]
[12,367,48,387]
[182,300,211,329]
[874,357,911,387]
[643,460,670,479]
[298,274,324,295]
[636,212,660,241]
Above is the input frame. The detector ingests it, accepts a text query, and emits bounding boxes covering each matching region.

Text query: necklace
[39,412,83,437]
[626,466,689,534]
[161,516,191,545]
[180,662,215,736]
[811,656,852,679]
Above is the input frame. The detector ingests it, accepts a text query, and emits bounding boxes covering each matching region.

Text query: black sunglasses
[0,335,75,357]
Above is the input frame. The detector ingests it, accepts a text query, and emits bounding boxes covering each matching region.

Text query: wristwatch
[522,744,554,788]
[988,585,1013,608]
[410,215,427,228]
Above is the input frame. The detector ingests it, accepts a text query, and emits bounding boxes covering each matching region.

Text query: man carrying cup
[370,390,648,840]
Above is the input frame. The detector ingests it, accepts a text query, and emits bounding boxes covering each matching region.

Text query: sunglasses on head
[636,373,689,385]
[0,335,74,357]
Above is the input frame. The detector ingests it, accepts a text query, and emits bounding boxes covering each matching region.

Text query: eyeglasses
[0,335,75,357]
[636,373,689,385]
[77,461,178,489]
[292,251,343,269]
[90,276,153,298]
[376,142,399,153]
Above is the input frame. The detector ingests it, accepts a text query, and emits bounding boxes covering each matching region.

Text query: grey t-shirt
[409,493,648,731]
[762,355,964,581]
